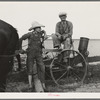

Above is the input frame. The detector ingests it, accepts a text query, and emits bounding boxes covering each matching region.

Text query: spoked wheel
[50,49,87,89]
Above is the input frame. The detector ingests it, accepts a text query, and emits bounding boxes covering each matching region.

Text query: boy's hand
[19,49,26,54]
[41,30,46,34]
[15,50,20,55]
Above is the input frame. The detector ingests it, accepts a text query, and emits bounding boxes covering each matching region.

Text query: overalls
[26,31,45,83]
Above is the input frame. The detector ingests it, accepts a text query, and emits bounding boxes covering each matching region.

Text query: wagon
[43,36,89,89]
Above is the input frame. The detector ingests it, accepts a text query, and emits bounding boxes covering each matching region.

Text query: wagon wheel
[50,49,87,89]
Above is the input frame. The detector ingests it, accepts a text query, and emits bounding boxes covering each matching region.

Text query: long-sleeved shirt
[55,20,73,37]
[20,31,45,54]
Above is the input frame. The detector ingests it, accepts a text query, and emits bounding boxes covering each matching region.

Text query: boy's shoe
[28,87,33,92]
[28,86,35,92]
[44,88,49,92]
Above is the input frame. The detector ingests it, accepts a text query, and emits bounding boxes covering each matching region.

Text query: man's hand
[55,33,62,39]
[55,32,61,36]
[63,34,69,40]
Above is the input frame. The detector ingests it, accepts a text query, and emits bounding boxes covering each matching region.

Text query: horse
[0,20,19,92]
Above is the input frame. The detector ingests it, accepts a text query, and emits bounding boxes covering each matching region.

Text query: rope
[0,53,18,58]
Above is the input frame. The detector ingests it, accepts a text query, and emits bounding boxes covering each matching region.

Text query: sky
[0,1,100,39]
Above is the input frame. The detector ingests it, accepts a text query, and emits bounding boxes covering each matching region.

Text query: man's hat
[59,12,67,17]
[29,21,45,31]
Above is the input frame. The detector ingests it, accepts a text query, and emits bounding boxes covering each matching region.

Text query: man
[19,21,47,92]
[52,12,73,49]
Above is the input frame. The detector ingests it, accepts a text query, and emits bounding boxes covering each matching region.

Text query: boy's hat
[29,21,45,31]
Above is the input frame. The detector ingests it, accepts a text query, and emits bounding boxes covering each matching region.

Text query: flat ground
[5,56,100,92]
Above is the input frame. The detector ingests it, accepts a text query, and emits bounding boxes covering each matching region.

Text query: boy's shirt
[21,31,44,55]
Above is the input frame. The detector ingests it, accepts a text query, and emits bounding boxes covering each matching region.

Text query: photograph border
[0,0,100,99]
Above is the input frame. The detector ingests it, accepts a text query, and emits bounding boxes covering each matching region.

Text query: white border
[0,1,100,99]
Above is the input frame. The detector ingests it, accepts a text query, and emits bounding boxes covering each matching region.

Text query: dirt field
[5,56,100,92]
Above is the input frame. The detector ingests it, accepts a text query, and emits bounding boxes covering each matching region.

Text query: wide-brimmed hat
[59,12,67,17]
[29,21,45,31]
